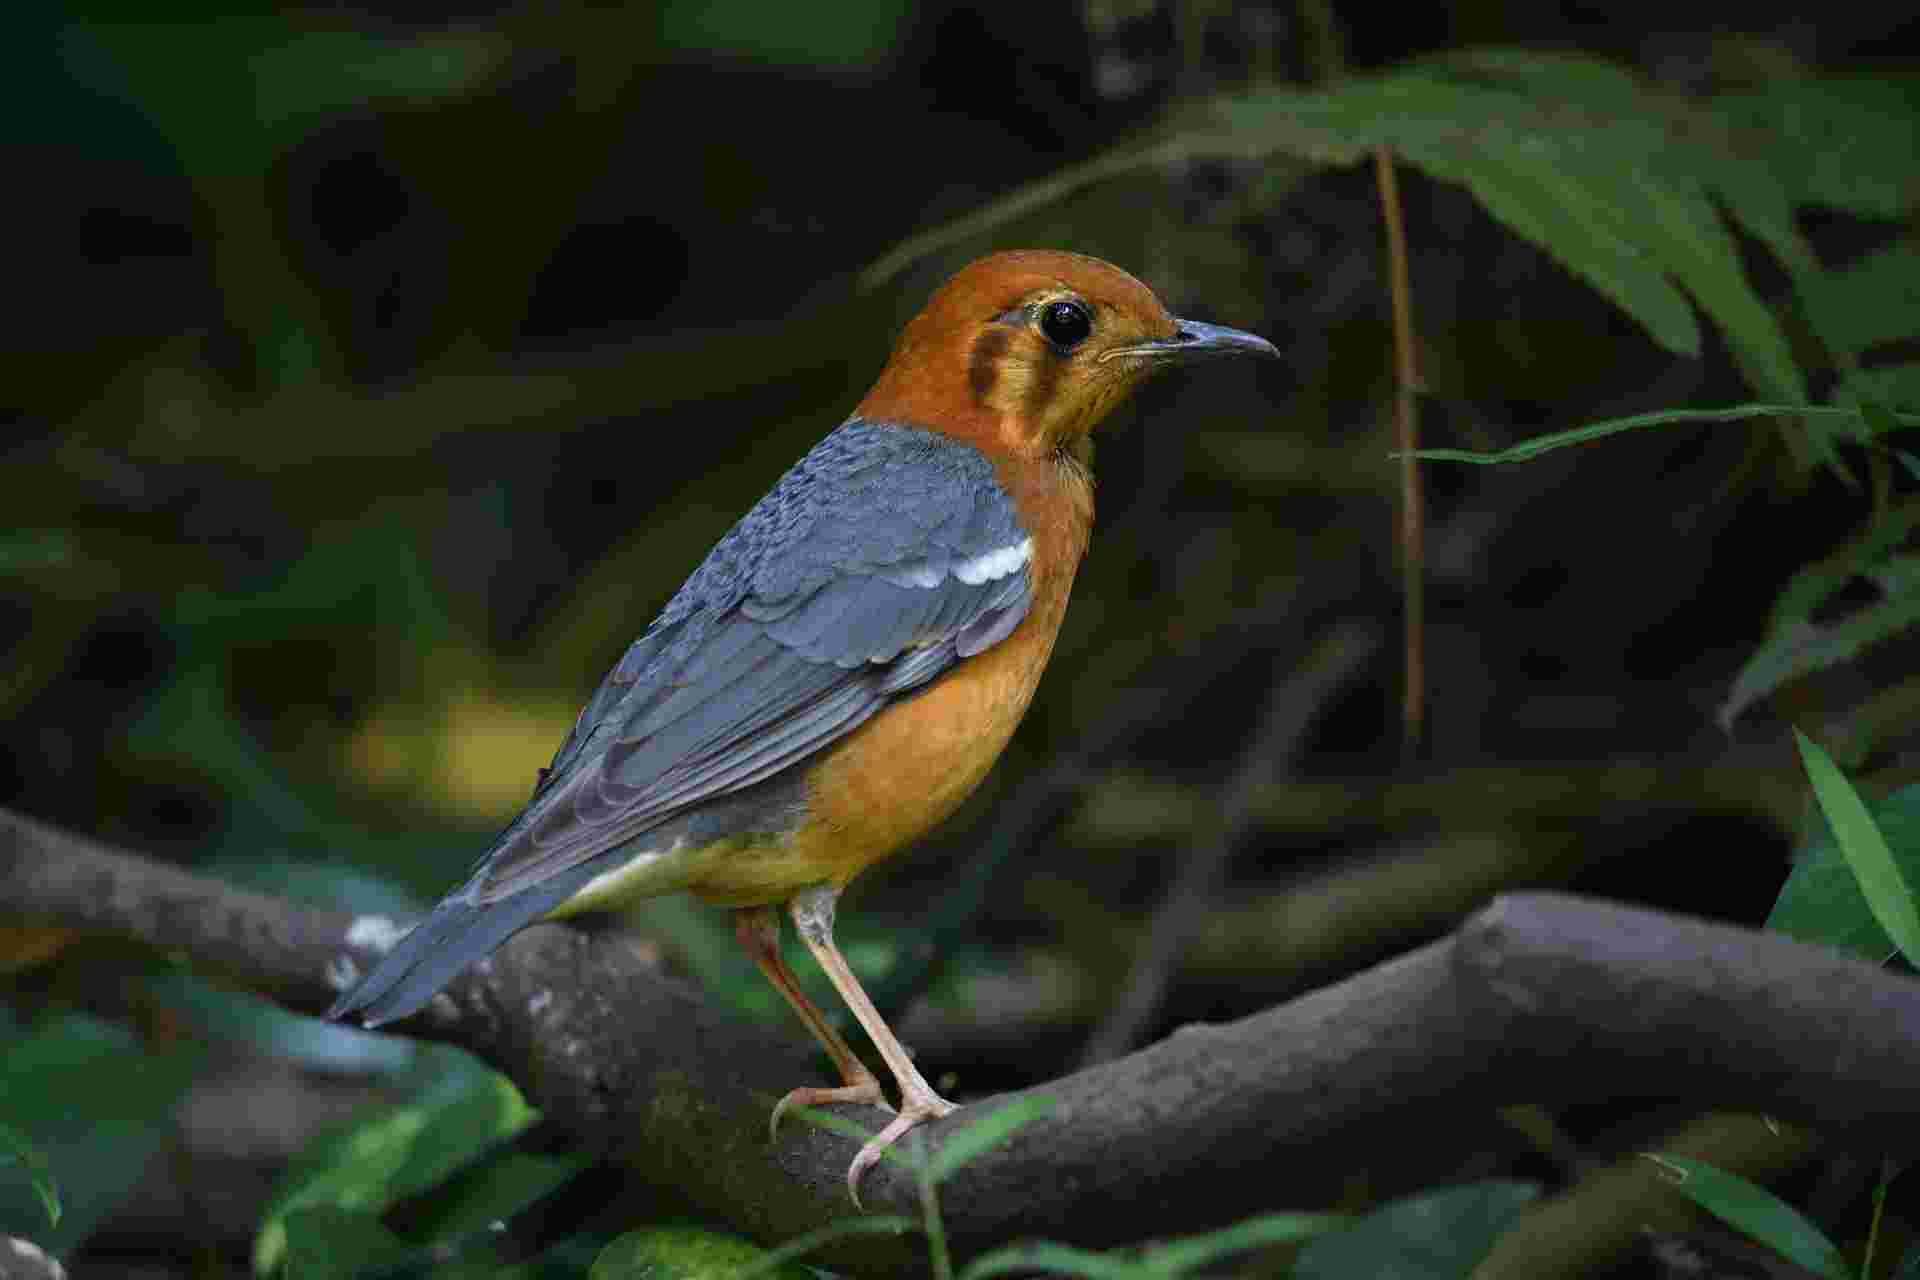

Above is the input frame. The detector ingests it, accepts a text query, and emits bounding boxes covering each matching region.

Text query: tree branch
[5,808,1919,1273]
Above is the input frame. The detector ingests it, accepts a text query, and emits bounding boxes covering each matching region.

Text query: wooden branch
[5,808,1919,1274]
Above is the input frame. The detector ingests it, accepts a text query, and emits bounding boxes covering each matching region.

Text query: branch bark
[5,808,1920,1274]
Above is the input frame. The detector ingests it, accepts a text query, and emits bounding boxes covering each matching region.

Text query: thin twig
[1076,621,1381,1067]
[1373,145,1425,760]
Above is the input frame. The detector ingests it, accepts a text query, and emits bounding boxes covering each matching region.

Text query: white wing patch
[953,537,1032,585]
[346,914,409,953]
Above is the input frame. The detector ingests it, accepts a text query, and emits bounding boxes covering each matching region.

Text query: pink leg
[789,885,957,1207]
[734,907,891,1139]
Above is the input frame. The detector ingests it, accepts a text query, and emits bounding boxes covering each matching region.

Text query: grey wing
[471,420,1032,903]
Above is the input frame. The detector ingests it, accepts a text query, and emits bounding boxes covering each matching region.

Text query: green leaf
[1710,75,1920,218]
[1291,1181,1539,1279]
[1769,784,1920,961]
[1633,173,1806,403]
[1643,1153,1849,1280]
[396,1150,589,1249]
[1437,47,1648,106]
[927,1095,1055,1185]
[1792,733,1920,968]
[0,1015,203,1255]
[279,1205,417,1280]
[0,1123,60,1228]
[1805,245,1920,360]
[1420,133,1702,359]
[1846,363,1920,413]
[253,1069,537,1274]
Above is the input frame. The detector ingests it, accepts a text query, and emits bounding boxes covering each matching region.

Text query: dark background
[3,1,1918,1275]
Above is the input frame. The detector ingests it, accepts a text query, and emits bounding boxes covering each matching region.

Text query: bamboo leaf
[1793,732,1920,969]
[1645,1154,1849,1280]
[1771,784,1920,963]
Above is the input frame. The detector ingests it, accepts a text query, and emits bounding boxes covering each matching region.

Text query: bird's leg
[789,884,958,1205]
[734,906,891,1139]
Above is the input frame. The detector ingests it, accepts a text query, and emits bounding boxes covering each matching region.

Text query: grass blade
[737,1217,920,1278]
[1141,1211,1348,1272]
[1404,403,1917,466]
[958,1240,1155,1279]
[0,1122,60,1227]
[927,1095,1055,1185]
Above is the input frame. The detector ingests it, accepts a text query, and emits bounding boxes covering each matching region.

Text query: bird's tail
[327,870,591,1028]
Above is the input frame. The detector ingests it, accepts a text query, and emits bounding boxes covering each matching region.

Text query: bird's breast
[688,449,1093,906]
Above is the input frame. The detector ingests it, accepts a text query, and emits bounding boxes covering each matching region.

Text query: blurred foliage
[589,1225,822,1280]
[255,1060,579,1274]
[1288,1181,1540,1278]
[0,1015,202,1255]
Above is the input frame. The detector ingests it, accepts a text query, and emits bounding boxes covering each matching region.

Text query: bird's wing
[470,419,1032,903]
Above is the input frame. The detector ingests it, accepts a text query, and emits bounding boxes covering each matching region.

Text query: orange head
[856,250,1277,458]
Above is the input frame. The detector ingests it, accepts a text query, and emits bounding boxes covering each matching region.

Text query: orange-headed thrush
[328,250,1278,1201]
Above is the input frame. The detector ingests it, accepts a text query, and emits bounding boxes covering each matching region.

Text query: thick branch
[5,809,1920,1274]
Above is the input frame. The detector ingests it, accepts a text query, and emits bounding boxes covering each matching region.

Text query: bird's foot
[845,1086,959,1209]
[768,1076,892,1142]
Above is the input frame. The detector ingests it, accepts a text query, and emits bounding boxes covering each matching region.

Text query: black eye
[1038,299,1093,349]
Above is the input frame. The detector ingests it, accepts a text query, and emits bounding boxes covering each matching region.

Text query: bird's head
[857,250,1278,459]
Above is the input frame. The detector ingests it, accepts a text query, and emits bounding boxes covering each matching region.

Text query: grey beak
[1106,318,1281,364]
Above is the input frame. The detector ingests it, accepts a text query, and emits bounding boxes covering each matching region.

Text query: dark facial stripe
[969,326,1012,405]
[1023,337,1066,421]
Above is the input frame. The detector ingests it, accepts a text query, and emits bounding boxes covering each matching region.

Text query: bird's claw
[845,1090,959,1210]
[768,1078,893,1143]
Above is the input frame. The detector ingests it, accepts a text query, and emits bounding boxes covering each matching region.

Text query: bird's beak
[1102,318,1280,364]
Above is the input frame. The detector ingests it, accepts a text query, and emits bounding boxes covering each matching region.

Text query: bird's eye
[1038,299,1093,350]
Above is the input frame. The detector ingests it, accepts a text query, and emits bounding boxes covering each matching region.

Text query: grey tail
[327,872,591,1029]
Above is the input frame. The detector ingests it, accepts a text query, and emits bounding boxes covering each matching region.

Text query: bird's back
[327,418,1053,1023]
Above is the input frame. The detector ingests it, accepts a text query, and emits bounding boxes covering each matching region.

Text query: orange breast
[686,448,1093,907]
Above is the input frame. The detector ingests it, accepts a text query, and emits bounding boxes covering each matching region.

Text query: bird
[326,249,1277,1203]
